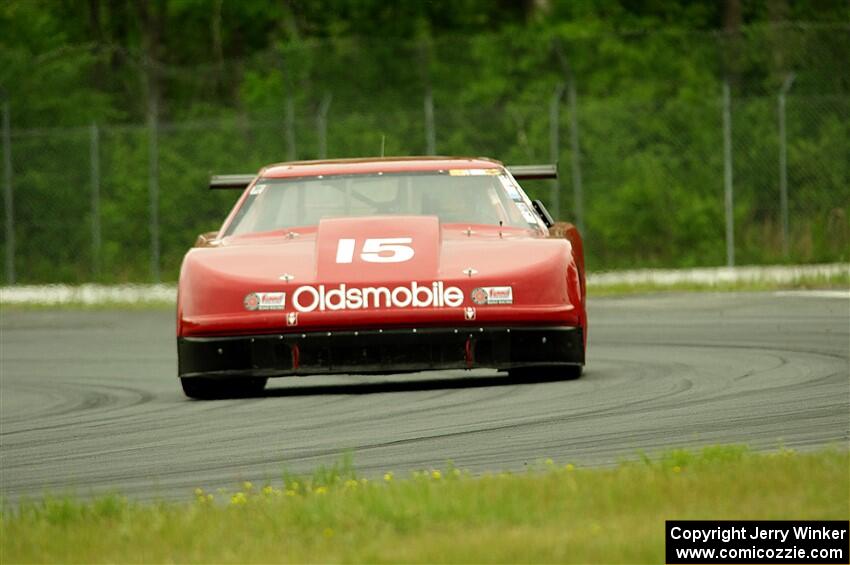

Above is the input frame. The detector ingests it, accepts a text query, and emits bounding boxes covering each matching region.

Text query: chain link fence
[1,29,848,284]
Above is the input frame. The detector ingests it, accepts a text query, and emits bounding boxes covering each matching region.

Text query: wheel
[508,364,583,381]
[180,377,267,399]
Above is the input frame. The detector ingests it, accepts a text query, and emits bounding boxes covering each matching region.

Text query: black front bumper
[178,326,584,379]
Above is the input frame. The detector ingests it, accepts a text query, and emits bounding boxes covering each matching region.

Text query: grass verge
[2,446,847,563]
[588,271,849,296]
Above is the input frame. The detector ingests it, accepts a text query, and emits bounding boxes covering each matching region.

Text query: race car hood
[178,216,581,336]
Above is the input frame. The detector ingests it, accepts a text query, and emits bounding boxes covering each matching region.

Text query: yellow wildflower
[565,463,575,472]
[431,470,442,480]
[285,490,296,497]
[194,488,204,497]
[383,472,394,482]
[315,486,328,495]
[242,481,253,491]
[230,492,247,505]
[262,485,274,496]
[673,466,682,473]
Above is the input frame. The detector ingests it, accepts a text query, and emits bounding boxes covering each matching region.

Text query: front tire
[180,377,267,399]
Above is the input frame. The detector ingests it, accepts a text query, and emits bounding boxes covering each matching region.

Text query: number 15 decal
[336,238,415,263]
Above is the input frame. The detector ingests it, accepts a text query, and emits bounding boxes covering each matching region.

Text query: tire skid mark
[2,295,847,501]
[1,381,156,436]
[602,340,850,361]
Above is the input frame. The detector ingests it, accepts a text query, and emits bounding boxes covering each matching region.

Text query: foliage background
[0,0,848,283]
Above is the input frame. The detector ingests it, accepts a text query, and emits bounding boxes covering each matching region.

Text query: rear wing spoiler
[208,164,556,189]
[209,174,256,189]
[505,164,557,180]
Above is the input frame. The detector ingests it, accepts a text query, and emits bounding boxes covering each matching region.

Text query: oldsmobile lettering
[292,281,464,313]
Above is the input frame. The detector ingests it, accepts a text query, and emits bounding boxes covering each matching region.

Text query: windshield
[223,171,541,236]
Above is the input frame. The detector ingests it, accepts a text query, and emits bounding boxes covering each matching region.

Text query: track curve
[1,292,847,501]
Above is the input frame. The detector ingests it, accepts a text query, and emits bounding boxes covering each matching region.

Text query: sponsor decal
[516,202,539,225]
[249,183,266,195]
[498,175,523,201]
[286,312,298,326]
[243,292,286,311]
[244,293,259,310]
[464,307,476,320]
[471,286,513,305]
[448,168,500,176]
[290,281,464,313]
[471,287,488,305]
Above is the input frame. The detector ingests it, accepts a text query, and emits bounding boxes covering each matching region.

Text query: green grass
[2,446,847,563]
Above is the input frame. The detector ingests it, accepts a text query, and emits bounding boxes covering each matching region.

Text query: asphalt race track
[1,292,848,501]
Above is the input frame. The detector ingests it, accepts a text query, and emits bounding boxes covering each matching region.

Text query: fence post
[285,95,296,161]
[2,100,14,285]
[567,79,584,232]
[549,83,565,220]
[147,97,161,282]
[778,73,795,258]
[90,122,101,279]
[424,90,436,155]
[317,93,332,159]
[722,80,735,267]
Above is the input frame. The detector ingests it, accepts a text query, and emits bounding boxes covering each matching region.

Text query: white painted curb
[1,264,847,306]
[0,284,177,306]
[587,263,848,286]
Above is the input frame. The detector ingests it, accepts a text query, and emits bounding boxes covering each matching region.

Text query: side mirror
[194,231,220,247]
[531,199,555,228]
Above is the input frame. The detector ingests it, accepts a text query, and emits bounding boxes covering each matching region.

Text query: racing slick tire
[508,364,583,381]
[180,377,268,400]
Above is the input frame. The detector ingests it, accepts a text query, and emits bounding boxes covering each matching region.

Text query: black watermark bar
[666,521,849,564]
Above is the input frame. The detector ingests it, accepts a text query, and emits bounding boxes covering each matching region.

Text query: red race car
[177,157,587,399]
